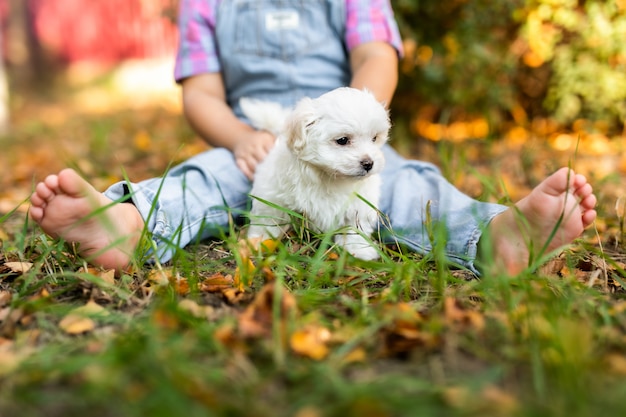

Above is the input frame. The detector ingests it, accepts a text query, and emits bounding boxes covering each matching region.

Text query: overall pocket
[230,0,336,60]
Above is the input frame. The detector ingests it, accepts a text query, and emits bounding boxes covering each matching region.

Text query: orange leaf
[200,272,235,292]
[0,291,11,308]
[133,130,152,151]
[59,301,108,334]
[233,258,255,291]
[238,283,297,339]
[444,297,485,331]
[290,325,331,360]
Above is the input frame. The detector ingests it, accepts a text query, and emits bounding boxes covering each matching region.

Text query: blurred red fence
[13,0,179,64]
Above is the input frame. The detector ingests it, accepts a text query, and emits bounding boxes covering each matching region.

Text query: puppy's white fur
[243,87,390,260]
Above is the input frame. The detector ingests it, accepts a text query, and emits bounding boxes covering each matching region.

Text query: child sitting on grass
[29,0,597,275]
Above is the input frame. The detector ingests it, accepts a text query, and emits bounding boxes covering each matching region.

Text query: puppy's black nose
[361,158,374,172]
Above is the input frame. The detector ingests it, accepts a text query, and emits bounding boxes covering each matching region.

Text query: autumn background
[1,1,626,416]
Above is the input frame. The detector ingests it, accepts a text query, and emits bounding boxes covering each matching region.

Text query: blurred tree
[3,0,626,136]
[392,0,626,136]
[393,0,525,130]
[519,0,626,127]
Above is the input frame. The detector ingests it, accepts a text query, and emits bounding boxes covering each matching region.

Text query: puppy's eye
[336,137,350,146]
[372,136,377,143]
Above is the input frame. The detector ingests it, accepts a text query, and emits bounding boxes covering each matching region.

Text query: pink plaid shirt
[174,0,403,82]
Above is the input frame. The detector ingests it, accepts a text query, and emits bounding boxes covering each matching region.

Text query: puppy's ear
[285,97,317,154]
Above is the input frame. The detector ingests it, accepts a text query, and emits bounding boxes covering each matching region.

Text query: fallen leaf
[480,385,519,415]
[233,258,256,291]
[0,307,25,339]
[177,299,218,320]
[222,288,247,305]
[15,329,41,346]
[341,347,367,364]
[605,352,626,375]
[294,406,323,417]
[213,323,241,350]
[151,308,180,331]
[443,385,518,415]
[260,266,276,282]
[98,269,116,285]
[146,268,173,287]
[59,315,96,335]
[59,301,108,335]
[290,325,331,360]
[79,267,116,285]
[4,262,33,274]
[174,277,190,295]
[444,297,485,331]
[238,283,297,339]
[0,291,11,308]
[380,303,440,356]
[200,272,235,292]
[0,343,22,376]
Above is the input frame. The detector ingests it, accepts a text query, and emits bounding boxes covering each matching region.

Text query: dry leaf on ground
[290,325,331,360]
[4,262,34,274]
[238,283,297,339]
[59,300,109,335]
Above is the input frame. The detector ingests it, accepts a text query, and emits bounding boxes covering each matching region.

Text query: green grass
[2,84,626,415]
[2,206,626,417]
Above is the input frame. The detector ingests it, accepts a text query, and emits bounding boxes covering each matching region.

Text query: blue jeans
[104,145,507,273]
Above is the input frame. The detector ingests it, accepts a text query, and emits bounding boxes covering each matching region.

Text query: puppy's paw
[349,246,380,261]
[335,234,380,260]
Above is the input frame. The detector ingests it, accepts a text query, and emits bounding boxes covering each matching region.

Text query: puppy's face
[284,88,390,178]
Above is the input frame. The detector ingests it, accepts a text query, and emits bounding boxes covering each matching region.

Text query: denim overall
[104,0,506,273]
[217,0,350,119]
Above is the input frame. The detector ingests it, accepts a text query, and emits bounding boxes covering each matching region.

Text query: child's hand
[233,130,276,180]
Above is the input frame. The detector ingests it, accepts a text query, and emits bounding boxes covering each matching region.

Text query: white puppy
[242,87,390,260]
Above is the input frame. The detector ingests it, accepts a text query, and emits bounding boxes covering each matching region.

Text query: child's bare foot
[484,167,597,275]
[29,169,145,272]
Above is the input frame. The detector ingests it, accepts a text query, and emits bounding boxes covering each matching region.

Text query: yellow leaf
[80,267,116,285]
[146,268,173,287]
[59,315,96,335]
[605,353,626,375]
[233,258,255,291]
[341,347,367,365]
[259,239,279,254]
[290,325,331,360]
[133,130,152,151]
[59,301,108,335]
[0,342,22,376]
[178,299,206,318]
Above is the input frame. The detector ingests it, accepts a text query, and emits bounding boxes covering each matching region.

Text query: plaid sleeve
[345,0,404,56]
[174,0,220,82]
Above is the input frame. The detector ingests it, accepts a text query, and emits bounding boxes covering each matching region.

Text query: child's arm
[180,72,276,180]
[349,41,399,106]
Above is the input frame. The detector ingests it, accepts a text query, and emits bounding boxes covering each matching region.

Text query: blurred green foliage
[392,0,626,132]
